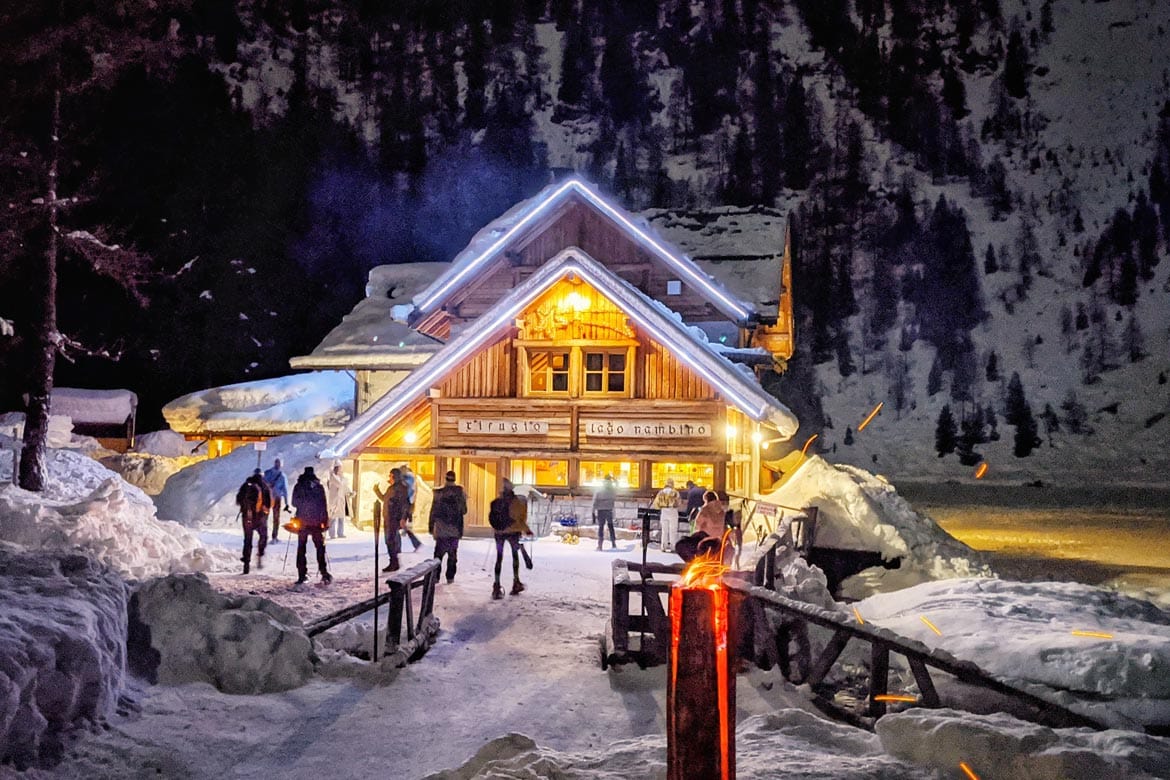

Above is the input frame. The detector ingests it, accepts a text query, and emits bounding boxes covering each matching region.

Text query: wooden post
[668,584,736,780]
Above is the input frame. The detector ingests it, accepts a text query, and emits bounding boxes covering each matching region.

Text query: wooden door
[466,460,499,528]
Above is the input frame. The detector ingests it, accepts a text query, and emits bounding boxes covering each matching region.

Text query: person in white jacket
[651,479,681,553]
[325,461,353,539]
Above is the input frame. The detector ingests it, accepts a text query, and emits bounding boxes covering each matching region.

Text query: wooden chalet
[319,179,799,529]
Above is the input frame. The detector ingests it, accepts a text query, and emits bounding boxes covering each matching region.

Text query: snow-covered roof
[411,178,758,324]
[323,248,798,459]
[291,263,446,369]
[49,388,137,425]
[162,371,354,436]
[643,206,791,318]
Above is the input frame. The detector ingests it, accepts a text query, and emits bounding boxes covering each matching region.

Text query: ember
[857,401,883,432]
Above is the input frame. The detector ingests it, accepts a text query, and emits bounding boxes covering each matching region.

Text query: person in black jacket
[235,469,272,574]
[291,466,332,585]
[428,470,467,583]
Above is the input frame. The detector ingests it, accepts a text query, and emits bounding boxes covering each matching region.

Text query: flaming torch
[668,535,737,780]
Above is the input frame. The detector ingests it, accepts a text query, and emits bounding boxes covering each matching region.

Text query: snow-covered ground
[4,523,1164,779]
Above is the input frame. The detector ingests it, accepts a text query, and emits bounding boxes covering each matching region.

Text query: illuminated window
[528,350,570,393]
[583,351,627,394]
[510,459,568,487]
[650,461,714,490]
[580,460,639,489]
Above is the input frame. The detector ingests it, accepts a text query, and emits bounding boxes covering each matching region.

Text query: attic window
[666,280,682,296]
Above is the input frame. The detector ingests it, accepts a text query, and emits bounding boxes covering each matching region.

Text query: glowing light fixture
[404,430,417,444]
[751,430,762,444]
[562,291,590,312]
[725,425,737,438]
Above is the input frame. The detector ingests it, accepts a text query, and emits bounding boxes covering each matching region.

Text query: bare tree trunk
[19,76,60,492]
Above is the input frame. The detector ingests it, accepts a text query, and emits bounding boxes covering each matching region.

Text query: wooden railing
[607,553,1120,732]
[304,558,441,666]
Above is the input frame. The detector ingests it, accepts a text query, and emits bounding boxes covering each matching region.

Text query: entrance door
[465,460,499,529]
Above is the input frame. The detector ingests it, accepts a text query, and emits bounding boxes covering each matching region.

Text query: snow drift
[160,371,353,435]
[130,574,314,695]
[153,433,330,528]
[0,441,230,578]
[762,456,992,597]
[0,545,127,769]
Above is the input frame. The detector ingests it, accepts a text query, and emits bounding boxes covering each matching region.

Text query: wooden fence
[305,558,441,666]
[606,550,1122,732]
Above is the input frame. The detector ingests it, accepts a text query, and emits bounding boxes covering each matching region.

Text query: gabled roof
[410,178,757,324]
[321,248,798,459]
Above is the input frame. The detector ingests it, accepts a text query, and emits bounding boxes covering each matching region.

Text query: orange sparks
[1071,630,1114,639]
[853,607,865,624]
[974,462,989,479]
[800,434,819,457]
[857,402,884,432]
[959,761,980,780]
[920,616,943,636]
[873,694,919,703]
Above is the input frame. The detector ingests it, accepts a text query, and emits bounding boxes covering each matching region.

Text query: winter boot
[492,583,504,600]
[322,572,333,585]
[242,559,250,574]
[295,573,307,585]
[510,580,526,596]
[256,554,263,570]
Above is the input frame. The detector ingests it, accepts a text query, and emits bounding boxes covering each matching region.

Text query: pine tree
[1060,390,1090,434]
[935,405,957,456]
[1002,22,1030,100]
[1005,371,1028,427]
[1041,402,1060,444]
[844,426,854,446]
[985,403,1000,441]
[1123,314,1146,362]
[957,414,983,466]
[927,354,944,396]
[1013,404,1040,457]
[984,243,998,273]
[986,351,1000,382]
[556,14,594,117]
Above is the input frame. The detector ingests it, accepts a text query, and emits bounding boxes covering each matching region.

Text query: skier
[235,469,272,573]
[489,479,530,599]
[651,478,681,553]
[325,461,352,540]
[290,466,332,585]
[428,470,466,584]
[591,475,617,550]
[263,457,290,542]
[373,467,410,573]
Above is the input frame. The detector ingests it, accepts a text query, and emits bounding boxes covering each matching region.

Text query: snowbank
[129,574,314,695]
[762,456,991,598]
[160,371,353,435]
[49,388,136,425]
[0,411,73,448]
[877,708,1170,780]
[0,545,127,769]
[98,451,203,496]
[0,442,230,579]
[134,429,204,458]
[856,578,1170,727]
[153,433,330,528]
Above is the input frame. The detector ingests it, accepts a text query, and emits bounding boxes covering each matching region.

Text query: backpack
[488,497,511,531]
[241,481,263,517]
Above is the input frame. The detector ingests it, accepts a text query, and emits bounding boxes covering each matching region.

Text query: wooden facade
[352,277,767,528]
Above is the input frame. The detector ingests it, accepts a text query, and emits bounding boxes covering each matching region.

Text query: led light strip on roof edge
[325,254,772,458]
[413,179,753,322]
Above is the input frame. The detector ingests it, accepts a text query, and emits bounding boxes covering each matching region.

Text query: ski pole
[281,533,292,572]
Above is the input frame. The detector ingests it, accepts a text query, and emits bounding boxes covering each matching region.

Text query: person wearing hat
[373,467,410,572]
[591,474,618,551]
[428,470,467,583]
[291,466,332,584]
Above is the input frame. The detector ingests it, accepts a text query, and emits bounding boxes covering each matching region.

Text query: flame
[678,530,734,589]
[975,462,989,479]
[959,761,980,780]
[857,402,884,432]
